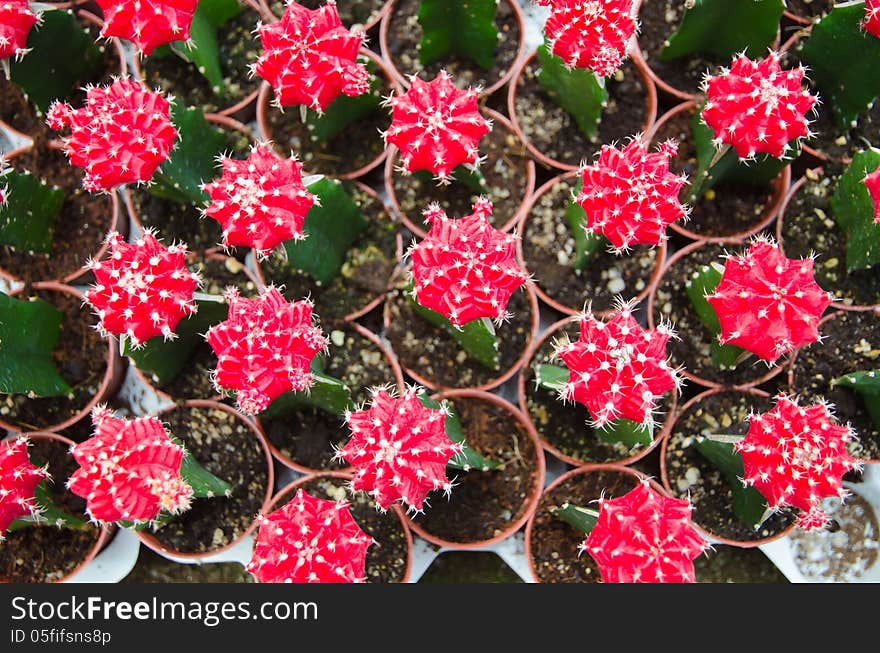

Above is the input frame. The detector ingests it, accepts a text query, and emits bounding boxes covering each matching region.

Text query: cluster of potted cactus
[1,0,879,585]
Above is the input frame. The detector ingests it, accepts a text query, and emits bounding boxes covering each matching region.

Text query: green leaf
[535,363,568,394]
[150,105,226,205]
[8,480,88,532]
[417,0,499,70]
[832,369,880,429]
[563,199,604,271]
[199,0,242,27]
[417,394,500,471]
[409,295,500,370]
[282,178,369,285]
[830,148,880,272]
[305,59,382,143]
[175,439,232,499]
[595,418,653,448]
[259,372,353,419]
[0,293,71,397]
[536,43,606,140]
[695,438,768,531]
[172,8,225,96]
[9,10,103,113]
[684,261,747,369]
[552,502,599,535]
[124,299,229,386]
[0,171,65,253]
[801,2,880,130]
[661,0,784,62]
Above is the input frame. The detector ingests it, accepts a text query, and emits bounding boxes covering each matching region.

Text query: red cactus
[67,407,194,524]
[0,437,49,539]
[95,0,198,56]
[864,165,880,224]
[383,70,491,182]
[409,198,528,327]
[581,479,708,583]
[865,0,880,39]
[554,302,679,429]
[254,0,369,112]
[575,136,689,251]
[205,287,329,415]
[85,230,200,347]
[247,488,374,583]
[47,77,178,192]
[701,52,817,160]
[735,394,861,531]
[705,237,833,363]
[202,144,317,258]
[0,0,37,61]
[543,0,637,77]
[336,386,463,513]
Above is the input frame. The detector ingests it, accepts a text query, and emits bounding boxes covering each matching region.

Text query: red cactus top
[576,137,689,251]
[409,198,528,327]
[543,0,638,77]
[706,238,833,363]
[0,0,37,61]
[383,70,491,182]
[337,386,463,512]
[735,394,861,531]
[254,0,369,112]
[866,0,880,39]
[205,287,329,415]
[95,0,198,56]
[581,480,708,583]
[247,488,374,583]
[864,165,880,224]
[47,77,178,192]
[701,52,817,160]
[554,302,679,428]
[0,437,49,539]
[68,407,194,524]
[85,230,200,347]
[202,144,317,258]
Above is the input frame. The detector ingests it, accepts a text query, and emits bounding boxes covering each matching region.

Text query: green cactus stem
[564,179,604,271]
[830,148,880,272]
[417,394,500,471]
[175,436,233,498]
[0,170,65,253]
[0,292,72,397]
[684,261,749,369]
[6,480,88,533]
[536,42,607,140]
[417,0,499,70]
[661,0,784,62]
[304,57,383,143]
[552,501,599,534]
[258,370,353,420]
[832,369,880,429]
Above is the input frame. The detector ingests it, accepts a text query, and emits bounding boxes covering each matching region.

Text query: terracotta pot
[507,46,658,173]
[135,399,275,561]
[517,316,677,468]
[254,320,406,475]
[266,471,413,583]
[379,0,526,98]
[0,431,113,583]
[515,169,668,317]
[659,386,797,547]
[257,0,390,32]
[256,47,399,180]
[0,281,123,434]
[405,389,546,549]
[645,100,791,243]
[646,239,787,390]
[384,108,536,239]
[251,180,403,323]
[382,275,540,392]
[524,463,646,583]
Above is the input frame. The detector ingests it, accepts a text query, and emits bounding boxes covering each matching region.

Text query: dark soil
[648,105,782,240]
[390,115,531,234]
[275,475,410,583]
[385,285,533,389]
[1,287,109,433]
[141,3,263,117]
[258,183,399,321]
[270,0,387,28]
[784,0,836,22]
[147,404,269,554]
[789,310,880,460]
[523,322,674,464]
[512,56,650,169]
[419,551,523,583]
[664,390,797,543]
[260,322,398,470]
[122,546,253,582]
[197,255,260,297]
[0,437,102,582]
[410,395,539,544]
[651,241,788,388]
[692,545,788,583]
[529,468,640,583]
[521,176,663,313]
[0,74,42,136]
[130,192,222,252]
[384,0,521,94]
[779,166,880,308]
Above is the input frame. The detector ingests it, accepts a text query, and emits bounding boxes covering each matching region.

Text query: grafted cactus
[0,0,37,61]
[0,437,49,539]
[867,0,880,38]
[95,0,198,56]
[865,165,880,224]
